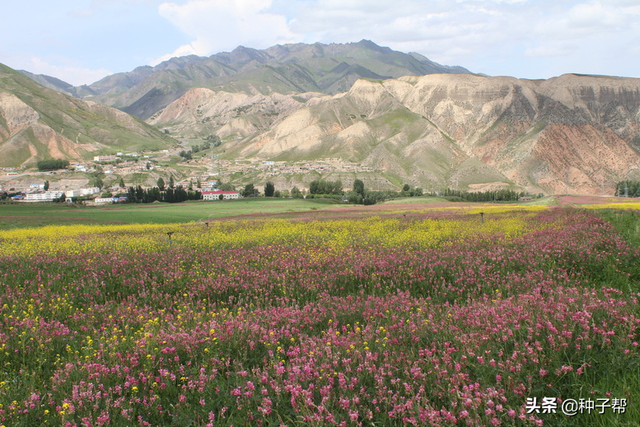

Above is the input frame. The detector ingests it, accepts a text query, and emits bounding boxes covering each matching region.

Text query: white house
[66,188,100,198]
[93,155,118,162]
[94,197,127,204]
[24,191,65,201]
[94,197,117,204]
[202,190,240,201]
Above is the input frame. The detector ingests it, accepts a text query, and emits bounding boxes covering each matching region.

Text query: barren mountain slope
[147,88,325,140]
[155,73,640,194]
[391,74,640,194]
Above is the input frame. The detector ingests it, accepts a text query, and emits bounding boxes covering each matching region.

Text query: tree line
[126,186,201,203]
[309,179,343,195]
[37,159,69,171]
[615,180,640,198]
[439,188,537,202]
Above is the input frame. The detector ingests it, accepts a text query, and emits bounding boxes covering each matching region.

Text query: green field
[0,198,348,229]
[1,195,631,230]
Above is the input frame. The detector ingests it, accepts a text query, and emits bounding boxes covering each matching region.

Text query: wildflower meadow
[0,207,639,426]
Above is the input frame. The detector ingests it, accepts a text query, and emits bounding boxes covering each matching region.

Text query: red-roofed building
[202,190,240,201]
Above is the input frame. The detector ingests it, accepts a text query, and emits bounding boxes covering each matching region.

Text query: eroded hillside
[152,73,640,194]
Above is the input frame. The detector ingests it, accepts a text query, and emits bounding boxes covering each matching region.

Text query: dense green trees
[615,180,640,197]
[309,179,343,195]
[37,159,69,171]
[178,150,192,160]
[440,188,530,202]
[242,183,259,197]
[264,181,275,197]
[126,185,201,203]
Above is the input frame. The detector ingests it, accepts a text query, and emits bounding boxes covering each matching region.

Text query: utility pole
[211,146,215,175]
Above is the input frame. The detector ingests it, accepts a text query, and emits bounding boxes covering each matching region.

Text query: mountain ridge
[23,40,471,120]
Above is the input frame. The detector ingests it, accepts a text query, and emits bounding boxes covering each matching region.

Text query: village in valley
[0,144,379,204]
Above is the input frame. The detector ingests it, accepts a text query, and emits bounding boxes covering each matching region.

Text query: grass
[381,196,453,204]
[522,196,558,206]
[597,209,640,247]
[584,208,640,426]
[0,198,343,229]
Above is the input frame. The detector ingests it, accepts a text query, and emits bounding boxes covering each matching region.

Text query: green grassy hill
[0,63,179,168]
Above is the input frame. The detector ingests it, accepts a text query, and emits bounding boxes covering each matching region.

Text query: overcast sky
[2,0,639,86]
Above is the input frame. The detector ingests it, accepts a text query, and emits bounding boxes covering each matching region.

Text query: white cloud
[535,1,640,39]
[524,45,573,58]
[281,0,535,66]
[154,0,295,63]
[27,57,112,86]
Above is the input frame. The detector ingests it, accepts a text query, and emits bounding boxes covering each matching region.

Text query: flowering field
[1,208,639,426]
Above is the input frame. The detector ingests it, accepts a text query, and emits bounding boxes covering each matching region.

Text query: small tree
[242,183,256,197]
[43,180,49,191]
[94,177,104,190]
[157,177,166,191]
[264,181,275,197]
[291,187,302,198]
[353,179,365,197]
[363,197,376,206]
[168,175,175,189]
[119,177,125,188]
[179,150,192,160]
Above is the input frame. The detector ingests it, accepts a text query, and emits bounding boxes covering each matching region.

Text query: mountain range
[36,40,469,120]
[5,40,640,195]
